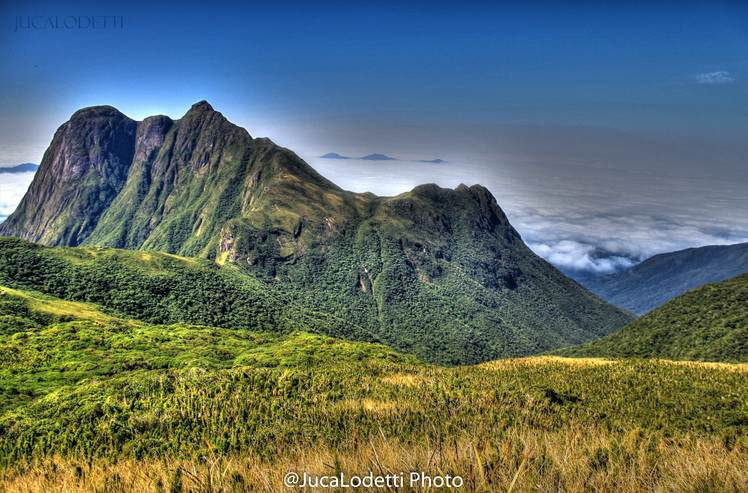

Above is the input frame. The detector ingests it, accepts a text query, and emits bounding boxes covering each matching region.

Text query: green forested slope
[0,235,632,365]
[0,237,373,343]
[556,274,748,363]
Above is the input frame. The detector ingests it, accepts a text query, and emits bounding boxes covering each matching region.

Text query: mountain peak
[0,101,634,365]
[70,105,129,121]
[189,100,215,112]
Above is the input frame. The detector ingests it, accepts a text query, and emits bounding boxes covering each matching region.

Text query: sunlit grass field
[1,344,746,492]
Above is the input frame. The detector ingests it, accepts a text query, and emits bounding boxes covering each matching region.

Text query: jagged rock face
[0,101,635,364]
[133,115,174,164]
[0,106,137,246]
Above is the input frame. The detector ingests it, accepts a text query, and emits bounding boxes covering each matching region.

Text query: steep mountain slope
[556,273,748,363]
[581,243,747,316]
[0,106,137,246]
[0,102,633,364]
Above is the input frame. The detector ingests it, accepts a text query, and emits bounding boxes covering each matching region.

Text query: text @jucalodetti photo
[283,471,464,488]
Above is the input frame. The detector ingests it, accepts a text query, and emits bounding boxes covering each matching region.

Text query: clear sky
[1,0,747,278]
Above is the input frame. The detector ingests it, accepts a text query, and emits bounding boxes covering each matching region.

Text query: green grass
[0,287,412,416]
[0,286,116,323]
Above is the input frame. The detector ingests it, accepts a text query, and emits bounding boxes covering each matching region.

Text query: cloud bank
[526,239,640,279]
[518,211,748,280]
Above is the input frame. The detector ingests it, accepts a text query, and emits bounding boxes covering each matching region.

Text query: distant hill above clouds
[0,163,38,173]
[319,153,351,159]
[581,242,748,316]
[359,153,395,161]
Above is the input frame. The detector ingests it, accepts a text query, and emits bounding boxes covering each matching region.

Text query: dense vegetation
[0,288,414,417]
[0,234,632,365]
[557,274,748,363]
[0,237,374,343]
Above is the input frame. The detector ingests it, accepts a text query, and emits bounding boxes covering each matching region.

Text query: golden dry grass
[2,426,746,493]
[380,373,423,387]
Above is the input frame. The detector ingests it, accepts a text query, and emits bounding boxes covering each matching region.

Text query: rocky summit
[0,102,633,364]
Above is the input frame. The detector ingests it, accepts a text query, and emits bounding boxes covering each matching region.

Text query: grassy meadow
[1,325,747,492]
[1,271,746,491]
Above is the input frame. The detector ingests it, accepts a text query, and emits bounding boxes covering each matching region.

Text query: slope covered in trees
[557,274,748,363]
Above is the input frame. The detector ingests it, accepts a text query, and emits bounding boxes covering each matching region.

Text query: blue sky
[1,0,747,278]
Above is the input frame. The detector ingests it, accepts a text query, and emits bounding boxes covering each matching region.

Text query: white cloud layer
[0,172,35,223]
[519,211,748,279]
[526,240,639,278]
[695,71,735,84]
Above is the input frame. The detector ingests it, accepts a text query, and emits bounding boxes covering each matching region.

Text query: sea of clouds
[309,135,748,281]
[0,171,35,223]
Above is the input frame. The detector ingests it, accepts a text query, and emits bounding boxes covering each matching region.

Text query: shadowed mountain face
[581,243,748,316]
[0,106,137,246]
[0,102,633,364]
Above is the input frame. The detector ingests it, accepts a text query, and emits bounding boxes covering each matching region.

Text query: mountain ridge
[0,101,634,364]
[582,242,748,315]
[0,163,38,173]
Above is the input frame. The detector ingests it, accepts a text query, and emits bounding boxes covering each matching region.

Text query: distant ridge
[582,243,748,316]
[0,163,38,173]
[319,153,351,159]
[417,159,446,164]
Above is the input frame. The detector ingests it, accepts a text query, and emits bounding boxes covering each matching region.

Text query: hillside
[2,312,747,490]
[556,273,748,363]
[581,243,747,315]
[0,102,633,364]
[0,286,415,416]
[0,237,373,343]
